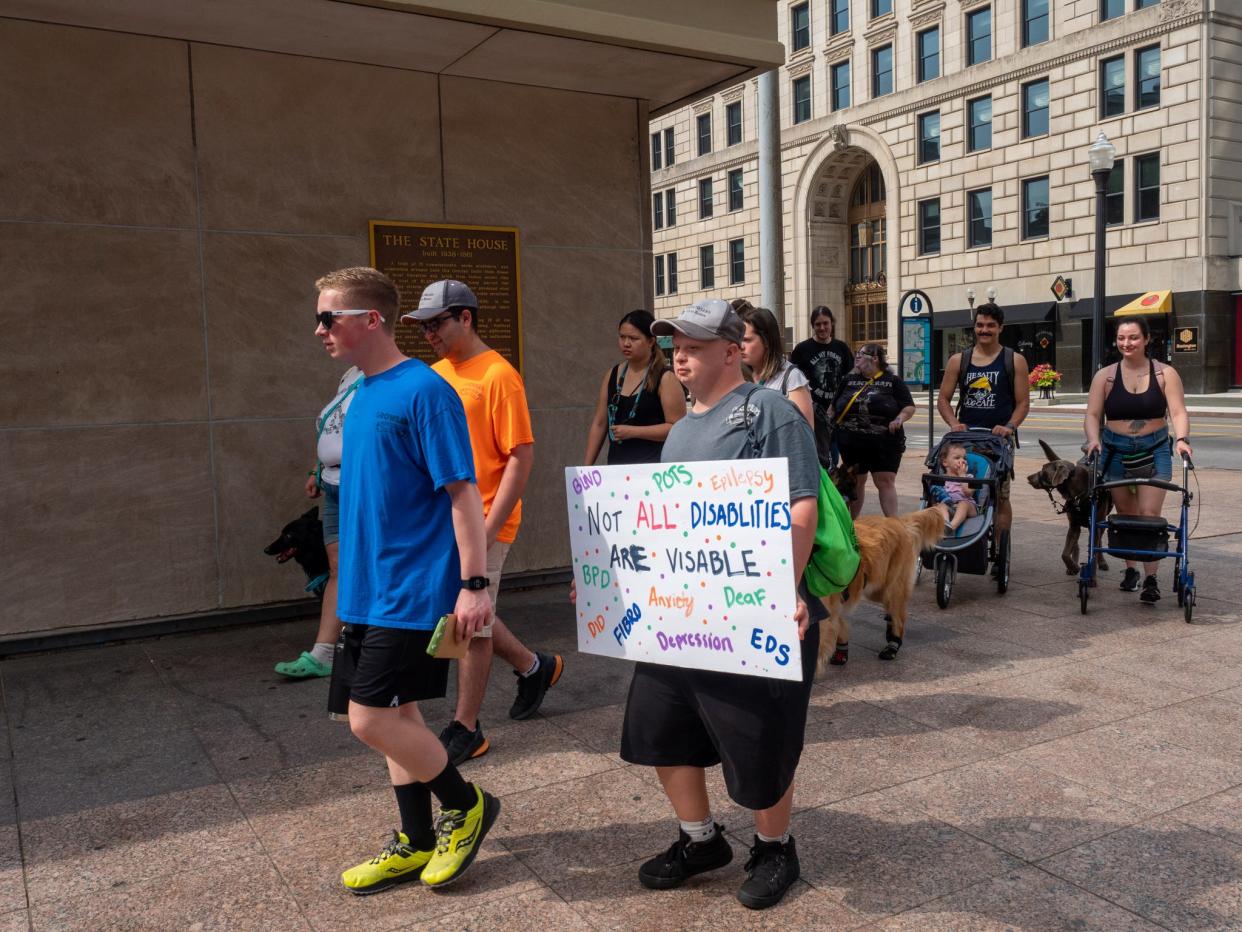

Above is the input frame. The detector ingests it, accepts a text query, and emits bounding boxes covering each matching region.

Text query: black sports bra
[1104,359,1166,421]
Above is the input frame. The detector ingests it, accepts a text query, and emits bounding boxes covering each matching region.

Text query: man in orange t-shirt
[404,280,563,766]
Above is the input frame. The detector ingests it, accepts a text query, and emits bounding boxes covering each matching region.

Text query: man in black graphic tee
[936,303,1030,535]
[789,305,851,467]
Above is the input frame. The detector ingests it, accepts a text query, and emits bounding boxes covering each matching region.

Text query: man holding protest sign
[620,298,823,910]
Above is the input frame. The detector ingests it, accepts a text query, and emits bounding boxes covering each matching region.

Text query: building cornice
[823,33,854,62]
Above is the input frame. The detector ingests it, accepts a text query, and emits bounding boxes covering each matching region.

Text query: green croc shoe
[274,651,331,679]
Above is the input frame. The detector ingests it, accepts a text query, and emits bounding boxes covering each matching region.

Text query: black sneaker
[508,652,563,721]
[638,826,732,889]
[1120,568,1142,592]
[737,836,800,910]
[438,720,489,766]
[1140,575,1161,604]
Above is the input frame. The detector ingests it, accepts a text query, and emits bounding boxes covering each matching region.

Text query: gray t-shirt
[662,383,819,501]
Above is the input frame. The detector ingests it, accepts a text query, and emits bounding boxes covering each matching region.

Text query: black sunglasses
[315,309,384,330]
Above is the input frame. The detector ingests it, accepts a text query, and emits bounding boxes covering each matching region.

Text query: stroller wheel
[1078,579,1089,615]
[935,556,954,610]
[995,530,1011,595]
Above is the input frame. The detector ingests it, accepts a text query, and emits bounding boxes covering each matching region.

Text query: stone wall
[0,17,648,636]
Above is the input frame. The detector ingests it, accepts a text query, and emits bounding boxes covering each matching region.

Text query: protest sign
[565,458,801,681]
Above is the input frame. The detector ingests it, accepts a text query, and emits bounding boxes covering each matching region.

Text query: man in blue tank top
[936,302,1031,535]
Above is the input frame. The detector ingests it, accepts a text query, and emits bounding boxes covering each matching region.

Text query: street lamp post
[1088,131,1116,374]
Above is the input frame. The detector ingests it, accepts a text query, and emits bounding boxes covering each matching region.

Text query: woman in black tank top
[584,310,687,466]
[1084,317,1192,603]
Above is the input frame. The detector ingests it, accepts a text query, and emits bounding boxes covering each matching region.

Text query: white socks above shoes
[310,642,334,665]
[680,816,717,843]
[520,655,540,678]
[757,830,790,845]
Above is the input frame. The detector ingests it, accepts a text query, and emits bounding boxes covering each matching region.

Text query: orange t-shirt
[433,350,534,544]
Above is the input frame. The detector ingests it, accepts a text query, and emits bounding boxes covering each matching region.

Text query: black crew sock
[426,763,477,812]
[392,782,435,850]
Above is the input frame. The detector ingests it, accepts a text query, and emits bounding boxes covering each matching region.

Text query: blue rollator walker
[1078,450,1197,621]
[917,429,1016,609]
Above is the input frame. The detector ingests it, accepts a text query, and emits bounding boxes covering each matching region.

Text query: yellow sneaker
[420,786,500,887]
[341,830,433,896]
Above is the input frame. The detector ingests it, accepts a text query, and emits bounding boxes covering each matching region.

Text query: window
[966,7,992,66]
[968,188,992,247]
[967,96,992,152]
[830,0,849,34]
[728,168,744,211]
[1022,0,1049,46]
[696,113,712,156]
[667,253,678,294]
[1136,45,1161,109]
[1022,176,1050,239]
[831,61,851,111]
[872,45,893,98]
[792,75,812,123]
[726,101,743,145]
[791,2,811,52]
[655,254,665,295]
[652,192,664,230]
[873,0,892,17]
[1135,0,1159,6]
[1101,55,1125,117]
[698,177,714,219]
[664,127,675,167]
[918,111,940,164]
[651,132,662,171]
[1105,164,1123,226]
[665,187,677,226]
[1022,79,1050,138]
[918,198,941,255]
[729,238,745,284]
[1135,153,1159,221]
[917,27,940,83]
[1100,0,1124,21]
[700,245,715,289]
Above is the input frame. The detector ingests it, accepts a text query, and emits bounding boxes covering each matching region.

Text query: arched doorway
[844,161,887,353]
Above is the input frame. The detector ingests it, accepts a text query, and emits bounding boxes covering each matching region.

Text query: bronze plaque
[1174,326,1199,354]
[369,221,523,373]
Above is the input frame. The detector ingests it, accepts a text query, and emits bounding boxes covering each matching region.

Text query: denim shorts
[1101,427,1172,482]
[321,481,340,545]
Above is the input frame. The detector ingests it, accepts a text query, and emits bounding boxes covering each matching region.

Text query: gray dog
[1026,439,1111,578]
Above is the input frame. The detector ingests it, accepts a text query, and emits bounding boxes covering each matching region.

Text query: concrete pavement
[10,450,1242,930]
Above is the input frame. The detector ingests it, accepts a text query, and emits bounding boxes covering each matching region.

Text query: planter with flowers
[1029,363,1062,399]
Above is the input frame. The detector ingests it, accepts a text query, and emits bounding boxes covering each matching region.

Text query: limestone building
[650,0,1241,392]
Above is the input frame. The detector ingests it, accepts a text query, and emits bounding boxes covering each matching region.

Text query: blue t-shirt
[337,359,476,630]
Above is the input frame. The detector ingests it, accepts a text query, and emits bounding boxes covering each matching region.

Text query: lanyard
[607,360,655,436]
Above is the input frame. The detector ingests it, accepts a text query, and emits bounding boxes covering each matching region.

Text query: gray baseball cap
[650,298,745,344]
[402,280,478,321]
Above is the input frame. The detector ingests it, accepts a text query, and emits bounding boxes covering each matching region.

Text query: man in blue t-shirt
[313,267,499,896]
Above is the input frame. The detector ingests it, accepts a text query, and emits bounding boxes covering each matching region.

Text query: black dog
[264,506,330,597]
[1026,439,1111,578]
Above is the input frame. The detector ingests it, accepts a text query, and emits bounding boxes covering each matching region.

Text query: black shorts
[620,618,820,811]
[333,623,449,709]
[837,431,904,475]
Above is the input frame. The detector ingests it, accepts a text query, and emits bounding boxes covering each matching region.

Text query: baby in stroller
[928,443,978,534]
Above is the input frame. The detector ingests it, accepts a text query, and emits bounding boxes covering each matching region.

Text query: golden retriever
[817,507,946,669]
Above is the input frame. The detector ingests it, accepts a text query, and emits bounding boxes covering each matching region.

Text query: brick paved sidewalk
[8,452,1241,930]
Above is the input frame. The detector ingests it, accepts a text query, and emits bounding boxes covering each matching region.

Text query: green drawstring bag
[742,388,860,597]
[803,467,859,596]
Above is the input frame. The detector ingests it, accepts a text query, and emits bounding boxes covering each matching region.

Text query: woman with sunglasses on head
[274,313,366,678]
[832,343,916,518]
[585,310,686,466]
[1084,317,1192,605]
[736,305,816,431]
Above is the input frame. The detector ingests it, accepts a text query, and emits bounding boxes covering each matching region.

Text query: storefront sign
[369,221,523,372]
[1175,327,1199,354]
[565,459,801,681]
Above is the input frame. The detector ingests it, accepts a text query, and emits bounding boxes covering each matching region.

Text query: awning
[933,301,1057,329]
[1115,290,1172,316]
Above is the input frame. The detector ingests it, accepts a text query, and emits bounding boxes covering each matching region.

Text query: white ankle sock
[680,816,716,843]
[757,830,789,845]
[310,642,334,665]
[520,655,540,678]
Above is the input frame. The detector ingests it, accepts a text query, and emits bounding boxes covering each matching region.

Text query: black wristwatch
[461,576,490,591]
[1176,436,1190,444]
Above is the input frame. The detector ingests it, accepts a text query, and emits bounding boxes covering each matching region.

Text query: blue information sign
[910,295,923,313]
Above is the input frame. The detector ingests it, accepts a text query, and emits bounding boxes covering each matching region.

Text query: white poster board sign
[565,458,802,681]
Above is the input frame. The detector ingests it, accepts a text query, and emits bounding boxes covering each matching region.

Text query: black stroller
[1077,450,1198,621]
[917,429,1017,608]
